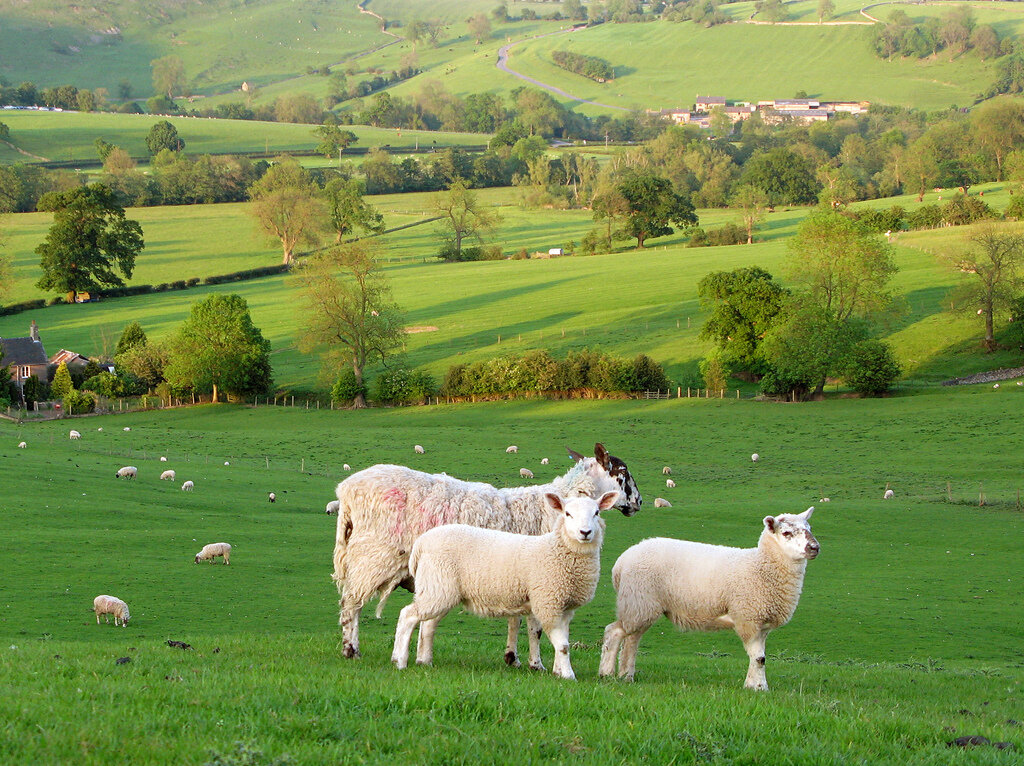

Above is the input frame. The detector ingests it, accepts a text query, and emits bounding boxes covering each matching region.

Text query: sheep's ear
[566,447,585,463]
[598,491,620,511]
[799,506,814,520]
[594,442,610,468]
[545,493,565,512]
[763,516,776,533]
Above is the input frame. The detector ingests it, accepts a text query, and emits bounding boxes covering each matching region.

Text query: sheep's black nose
[580,529,592,540]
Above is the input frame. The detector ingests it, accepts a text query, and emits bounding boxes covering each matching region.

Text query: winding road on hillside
[496,27,630,112]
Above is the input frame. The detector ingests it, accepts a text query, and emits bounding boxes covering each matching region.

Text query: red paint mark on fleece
[383,487,407,538]
[419,501,455,533]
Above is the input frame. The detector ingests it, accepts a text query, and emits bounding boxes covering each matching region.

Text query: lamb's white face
[545,491,618,544]
[764,507,820,560]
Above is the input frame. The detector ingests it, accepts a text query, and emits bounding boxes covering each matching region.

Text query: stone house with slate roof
[0,320,50,393]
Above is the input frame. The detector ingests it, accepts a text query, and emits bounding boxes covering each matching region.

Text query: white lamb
[333,443,643,662]
[69,430,81,440]
[326,500,340,515]
[195,542,231,565]
[541,458,549,465]
[181,480,194,491]
[654,498,672,508]
[883,489,894,500]
[393,491,619,678]
[115,466,138,480]
[160,456,167,462]
[506,445,518,453]
[343,464,351,471]
[93,595,130,627]
[751,453,760,462]
[600,507,819,691]
[18,441,26,449]
[269,492,276,503]
[662,466,672,475]
[414,445,425,454]
[160,469,176,481]
[123,427,131,432]
[520,468,534,479]
[666,479,676,488]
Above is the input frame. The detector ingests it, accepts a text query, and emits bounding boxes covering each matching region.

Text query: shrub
[686,227,709,248]
[62,388,95,415]
[374,368,434,405]
[706,223,746,247]
[699,351,730,393]
[906,204,942,230]
[22,375,48,405]
[844,339,901,396]
[855,205,905,233]
[941,195,995,227]
[330,368,366,406]
[50,362,74,399]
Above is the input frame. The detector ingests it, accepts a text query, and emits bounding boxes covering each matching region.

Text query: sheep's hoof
[504,651,521,668]
[528,661,546,672]
[343,644,361,659]
[745,682,769,691]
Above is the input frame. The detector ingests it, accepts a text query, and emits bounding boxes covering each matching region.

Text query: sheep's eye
[565,511,571,517]
[782,530,793,538]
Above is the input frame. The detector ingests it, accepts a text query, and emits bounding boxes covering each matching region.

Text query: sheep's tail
[331,482,353,593]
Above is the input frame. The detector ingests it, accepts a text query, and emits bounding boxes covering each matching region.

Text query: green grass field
[0,395,1021,763]
[0,111,489,166]
[3,182,1022,391]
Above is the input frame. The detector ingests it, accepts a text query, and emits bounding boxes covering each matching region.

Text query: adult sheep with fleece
[195,542,231,565]
[332,443,643,661]
[393,490,619,678]
[115,466,138,480]
[600,507,819,691]
[93,595,130,627]
[160,469,176,481]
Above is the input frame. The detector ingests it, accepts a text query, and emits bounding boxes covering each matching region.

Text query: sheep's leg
[392,603,420,669]
[526,615,546,671]
[737,624,770,691]
[95,612,100,624]
[338,593,363,659]
[618,628,647,681]
[415,616,440,666]
[545,613,575,680]
[599,621,627,677]
[504,616,521,668]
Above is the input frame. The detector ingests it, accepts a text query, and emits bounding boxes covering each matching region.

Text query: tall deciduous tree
[698,266,788,374]
[468,13,491,43]
[730,184,769,244]
[292,241,405,408]
[324,178,385,243]
[615,168,697,249]
[313,123,358,160]
[164,294,272,403]
[817,0,835,23]
[972,100,1024,181]
[434,179,501,261]
[248,157,325,264]
[151,55,186,100]
[947,225,1024,351]
[145,120,184,155]
[35,184,144,303]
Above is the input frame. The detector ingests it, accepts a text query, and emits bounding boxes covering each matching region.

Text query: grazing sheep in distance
[326,500,340,515]
[654,498,672,508]
[333,443,643,662]
[666,479,676,488]
[541,458,549,465]
[883,489,894,500]
[751,453,760,462]
[195,542,231,565]
[97,427,103,432]
[93,595,130,627]
[69,430,81,440]
[224,461,230,466]
[160,456,167,462]
[160,469,176,481]
[506,445,518,453]
[414,445,425,454]
[18,441,26,449]
[343,464,351,471]
[181,480,194,492]
[520,468,534,479]
[115,466,138,480]
[600,507,819,691]
[123,427,131,432]
[662,466,672,475]
[393,491,619,678]
[269,492,276,503]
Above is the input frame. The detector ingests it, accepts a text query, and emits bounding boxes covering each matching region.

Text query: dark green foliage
[145,120,184,155]
[845,339,902,395]
[698,267,787,374]
[116,321,147,357]
[374,368,436,405]
[705,222,746,246]
[440,348,668,397]
[1005,195,1024,221]
[941,194,995,226]
[82,371,145,398]
[323,178,384,242]
[551,50,614,81]
[34,184,144,302]
[20,374,47,405]
[906,204,943,229]
[614,168,697,248]
[741,148,820,206]
[853,206,905,234]
[330,368,366,406]
[203,265,290,285]
[61,388,95,415]
[164,294,273,402]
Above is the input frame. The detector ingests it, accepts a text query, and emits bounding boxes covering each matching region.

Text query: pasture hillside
[0,397,1021,763]
[2,183,1022,390]
[0,111,489,166]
